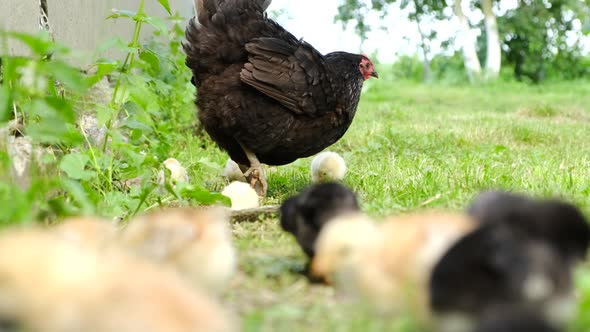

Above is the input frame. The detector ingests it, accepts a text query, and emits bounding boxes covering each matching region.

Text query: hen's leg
[238,144,267,196]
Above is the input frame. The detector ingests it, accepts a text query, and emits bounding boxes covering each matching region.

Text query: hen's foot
[242,163,267,197]
[238,144,268,197]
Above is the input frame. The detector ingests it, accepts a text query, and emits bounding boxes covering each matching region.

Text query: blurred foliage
[337,0,590,83]
[499,0,590,83]
[391,53,467,83]
[0,0,228,224]
[335,0,448,40]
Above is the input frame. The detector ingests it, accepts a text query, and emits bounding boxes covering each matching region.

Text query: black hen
[183,0,377,195]
[280,183,360,260]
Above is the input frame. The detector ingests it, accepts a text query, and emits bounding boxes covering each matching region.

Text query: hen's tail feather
[194,0,217,24]
[195,0,270,24]
[185,0,281,85]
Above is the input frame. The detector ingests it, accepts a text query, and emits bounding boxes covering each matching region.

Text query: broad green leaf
[121,119,153,131]
[156,0,172,15]
[0,183,32,224]
[106,10,138,20]
[60,179,95,214]
[2,31,53,56]
[44,60,88,94]
[44,96,76,123]
[144,16,168,33]
[139,49,161,73]
[131,184,156,216]
[25,100,82,145]
[86,60,119,86]
[179,184,231,206]
[59,153,95,180]
[0,87,11,123]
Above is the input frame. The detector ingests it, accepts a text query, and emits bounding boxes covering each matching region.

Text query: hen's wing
[240,37,339,117]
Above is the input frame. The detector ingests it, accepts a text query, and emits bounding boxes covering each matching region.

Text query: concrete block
[1,0,41,56]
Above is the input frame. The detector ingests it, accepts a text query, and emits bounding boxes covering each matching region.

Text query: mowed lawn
[172,72,590,331]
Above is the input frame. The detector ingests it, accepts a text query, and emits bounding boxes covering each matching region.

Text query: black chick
[430,192,589,332]
[279,183,360,260]
[475,307,560,332]
[430,223,572,332]
[467,190,590,263]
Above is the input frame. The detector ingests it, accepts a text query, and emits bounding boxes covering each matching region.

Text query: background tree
[453,0,482,81]
[499,0,590,83]
[336,0,449,82]
[480,0,501,79]
[337,0,590,83]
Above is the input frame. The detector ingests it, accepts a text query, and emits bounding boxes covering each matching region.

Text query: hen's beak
[371,71,379,78]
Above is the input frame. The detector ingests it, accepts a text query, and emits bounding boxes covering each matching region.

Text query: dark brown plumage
[183,0,377,195]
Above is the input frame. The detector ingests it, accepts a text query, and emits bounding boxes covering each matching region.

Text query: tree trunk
[453,0,482,82]
[416,18,432,83]
[481,0,501,80]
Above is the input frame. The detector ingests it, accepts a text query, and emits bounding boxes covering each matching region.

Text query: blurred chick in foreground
[311,210,475,321]
[310,151,346,183]
[52,216,119,250]
[119,207,237,293]
[0,229,235,332]
[430,191,589,332]
[280,183,359,261]
[221,181,260,210]
[467,190,590,263]
[474,308,559,332]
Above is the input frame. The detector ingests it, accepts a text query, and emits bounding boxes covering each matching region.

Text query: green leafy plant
[0,0,228,225]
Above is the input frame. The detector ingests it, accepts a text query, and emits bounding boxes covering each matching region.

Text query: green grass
[168,75,590,331]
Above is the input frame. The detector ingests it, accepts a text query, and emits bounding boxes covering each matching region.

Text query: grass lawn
[171,71,590,331]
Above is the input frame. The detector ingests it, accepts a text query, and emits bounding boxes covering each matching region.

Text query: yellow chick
[119,207,237,294]
[311,212,380,292]
[51,216,120,250]
[158,157,189,185]
[221,181,260,210]
[311,151,346,183]
[312,211,476,322]
[0,228,236,332]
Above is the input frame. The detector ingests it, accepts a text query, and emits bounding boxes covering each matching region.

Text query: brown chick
[51,216,120,250]
[311,211,476,322]
[119,207,237,293]
[0,228,236,332]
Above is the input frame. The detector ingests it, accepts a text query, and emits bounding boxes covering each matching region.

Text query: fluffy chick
[51,216,119,250]
[312,210,475,320]
[0,228,235,332]
[311,212,379,288]
[221,181,260,210]
[474,308,560,332]
[311,151,347,183]
[279,182,360,260]
[158,158,189,186]
[429,222,576,332]
[119,207,237,293]
[467,190,590,263]
[221,159,246,182]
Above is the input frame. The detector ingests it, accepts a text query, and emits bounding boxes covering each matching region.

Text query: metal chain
[38,0,54,39]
